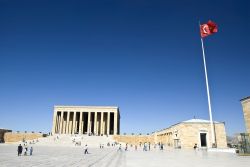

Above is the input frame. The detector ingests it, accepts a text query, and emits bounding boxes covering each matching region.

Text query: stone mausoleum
[51,105,227,149]
[52,106,120,135]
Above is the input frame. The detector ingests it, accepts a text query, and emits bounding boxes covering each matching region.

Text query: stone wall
[154,122,227,149]
[4,132,43,143]
[214,123,227,148]
[113,135,154,145]
[0,129,12,143]
[241,97,250,133]
[113,122,227,149]
[177,123,227,148]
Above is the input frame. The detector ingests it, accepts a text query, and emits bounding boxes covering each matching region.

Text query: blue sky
[0,0,249,136]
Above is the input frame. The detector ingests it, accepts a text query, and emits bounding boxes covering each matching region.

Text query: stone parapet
[113,135,154,145]
[4,132,43,143]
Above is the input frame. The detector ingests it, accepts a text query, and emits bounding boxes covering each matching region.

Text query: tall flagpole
[200,33,216,147]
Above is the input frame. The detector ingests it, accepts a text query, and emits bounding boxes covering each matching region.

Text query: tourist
[84,144,89,154]
[135,145,137,151]
[149,143,151,151]
[17,144,23,156]
[193,143,198,150]
[160,144,164,150]
[24,146,28,156]
[118,144,122,151]
[143,143,147,151]
[30,147,33,156]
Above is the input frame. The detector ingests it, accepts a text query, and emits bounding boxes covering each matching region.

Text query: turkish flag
[200,20,218,38]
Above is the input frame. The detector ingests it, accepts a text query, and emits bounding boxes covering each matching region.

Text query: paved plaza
[0,144,250,167]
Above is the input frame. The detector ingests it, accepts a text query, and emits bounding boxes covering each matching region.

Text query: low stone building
[153,119,227,149]
[114,119,227,149]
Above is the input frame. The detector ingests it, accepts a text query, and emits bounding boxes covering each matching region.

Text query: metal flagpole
[200,36,216,147]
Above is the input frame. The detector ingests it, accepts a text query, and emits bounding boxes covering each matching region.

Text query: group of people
[17,144,33,156]
[117,142,164,152]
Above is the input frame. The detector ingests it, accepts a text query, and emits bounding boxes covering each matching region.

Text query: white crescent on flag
[203,25,209,34]
[200,20,218,38]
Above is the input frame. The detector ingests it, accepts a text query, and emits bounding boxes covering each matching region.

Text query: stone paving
[0,144,250,167]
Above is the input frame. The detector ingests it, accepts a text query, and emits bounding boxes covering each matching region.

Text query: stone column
[94,112,97,135]
[60,111,64,134]
[63,112,66,134]
[79,112,83,134]
[52,111,57,134]
[82,112,85,134]
[56,113,60,133]
[66,111,70,134]
[101,112,104,135]
[87,112,91,134]
[55,113,58,133]
[114,112,117,135]
[107,112,110,135]
[72,112,76,134]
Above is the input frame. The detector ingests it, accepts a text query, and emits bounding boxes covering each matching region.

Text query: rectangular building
[154,119,227,148]
[113,118,227,149]
[52,106,120,135]
[240,96,250,133]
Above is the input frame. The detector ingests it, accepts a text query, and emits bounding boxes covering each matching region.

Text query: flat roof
[153,118,223,133]
[182,119,220,124]
[54,105,119,109]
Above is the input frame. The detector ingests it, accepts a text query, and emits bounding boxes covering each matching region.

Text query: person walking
[160,144,164,150]
[143,143,147,151]
[118,144,122,151]
[30,147,33,156]
[24,145,28,156]
[17,144,23,156]
[84,145,89,154]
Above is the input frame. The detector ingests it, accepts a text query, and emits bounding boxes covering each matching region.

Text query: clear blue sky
[0,0,249,136]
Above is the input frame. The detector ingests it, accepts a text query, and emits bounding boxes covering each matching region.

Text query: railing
[238,133,250,154]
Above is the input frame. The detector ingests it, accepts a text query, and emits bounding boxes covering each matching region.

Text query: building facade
[52,106,120,135]
[113,119,227,149]
[240,96,250,133]
[153,119,227,148]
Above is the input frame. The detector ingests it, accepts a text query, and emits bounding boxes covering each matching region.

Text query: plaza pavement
[0,144,250,167]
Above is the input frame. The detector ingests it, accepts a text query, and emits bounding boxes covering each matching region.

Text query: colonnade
[52,106,120,135]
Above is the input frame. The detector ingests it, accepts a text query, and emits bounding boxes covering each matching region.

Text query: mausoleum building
[52,106,120,135]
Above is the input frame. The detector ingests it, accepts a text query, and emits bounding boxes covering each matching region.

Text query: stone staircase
[34,134,116,148]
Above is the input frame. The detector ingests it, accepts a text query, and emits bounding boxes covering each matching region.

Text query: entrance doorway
[174,139,181,148]
[200,133,207,147]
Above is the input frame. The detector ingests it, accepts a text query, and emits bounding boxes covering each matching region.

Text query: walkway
[0,144,250,167]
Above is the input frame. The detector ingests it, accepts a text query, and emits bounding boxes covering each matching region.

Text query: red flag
[200,20,218,38]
